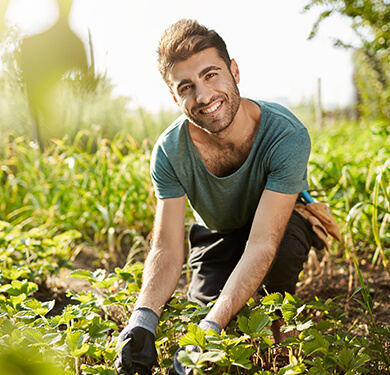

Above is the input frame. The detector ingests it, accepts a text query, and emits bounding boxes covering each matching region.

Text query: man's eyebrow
[199,65,221,78]
[176,66,222,91]
[177,78,192,91]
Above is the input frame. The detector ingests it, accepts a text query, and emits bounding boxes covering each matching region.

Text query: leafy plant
[0,221,81,284]
[0,109,388,374]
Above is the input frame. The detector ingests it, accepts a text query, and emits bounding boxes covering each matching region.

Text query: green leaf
[278,362,306,374]
[177,348,200,365]
[303,331,329,356]
[262,293,284,306]
[10,294,27,307]
[22,327,43,343]
[92,277,117,290]
[248,312,271,333]
[197,350,225,364]
[67,269,93,280]
[71,343,90,357]
[1,280,38,296]
[316,320,333,331]
[66,331,84,351]
[282,293,304,322]
[228,345,255,369]
[43,332,63,345]
[22,299,55,316]
[179,323,206,348]
[334,346,368,371]
[88,317,117,338]
[237,315,250,334]
[2,267,30,280]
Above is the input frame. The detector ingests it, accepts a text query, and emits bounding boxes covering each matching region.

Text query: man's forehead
[169,48,225,85]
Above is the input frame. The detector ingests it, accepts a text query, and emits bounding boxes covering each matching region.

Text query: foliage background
[0,0,389,374]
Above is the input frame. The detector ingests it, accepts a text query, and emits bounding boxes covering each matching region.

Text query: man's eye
[180,84,192,93]
[206,73,216,79]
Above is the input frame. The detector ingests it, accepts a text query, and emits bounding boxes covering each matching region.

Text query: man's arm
[135,196,186,316]
[205,189,297,328]
[115,197,186,375]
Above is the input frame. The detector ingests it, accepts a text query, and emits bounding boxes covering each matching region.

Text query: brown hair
[157,19,231,87]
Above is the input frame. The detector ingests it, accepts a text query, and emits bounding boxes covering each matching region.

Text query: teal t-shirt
[150,100,311,233]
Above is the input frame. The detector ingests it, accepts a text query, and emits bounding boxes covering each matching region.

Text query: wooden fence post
[315,77,323,128]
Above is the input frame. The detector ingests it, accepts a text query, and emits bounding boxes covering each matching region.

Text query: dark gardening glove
[171,345,201,375]
[170,319,222,375]
[115,307,159,375]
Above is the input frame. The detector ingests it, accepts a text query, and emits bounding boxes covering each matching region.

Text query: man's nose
[195,83,213,104]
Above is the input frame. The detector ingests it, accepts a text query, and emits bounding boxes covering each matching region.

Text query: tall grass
[0,128,156,264]
[308,120,390,269]
[1,116,388,272]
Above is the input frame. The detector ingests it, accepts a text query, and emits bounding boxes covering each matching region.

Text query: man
[115,19,321,375]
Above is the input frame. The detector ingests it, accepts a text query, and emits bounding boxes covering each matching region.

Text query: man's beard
[185,81,241,135]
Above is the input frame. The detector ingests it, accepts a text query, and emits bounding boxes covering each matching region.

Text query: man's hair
[157,19,231,88]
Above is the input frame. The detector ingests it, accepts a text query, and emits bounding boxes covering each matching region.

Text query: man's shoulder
[155,114,188,149]
[257,100,306,130]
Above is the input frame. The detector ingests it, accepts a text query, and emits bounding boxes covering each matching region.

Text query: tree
[304,0,390,121]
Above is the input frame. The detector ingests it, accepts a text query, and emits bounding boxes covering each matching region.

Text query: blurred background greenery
[0,0,388,149]
[0,2,389,373]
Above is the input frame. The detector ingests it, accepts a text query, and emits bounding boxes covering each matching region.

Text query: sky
[5,0,358,112]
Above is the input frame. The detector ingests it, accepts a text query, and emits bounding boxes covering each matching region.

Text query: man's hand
[115,326,157,375]
[170,345,200,375]
[115,307,160,375]
[170,319,222,375]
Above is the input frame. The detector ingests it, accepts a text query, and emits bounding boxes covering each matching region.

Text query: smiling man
[115,19,321,375]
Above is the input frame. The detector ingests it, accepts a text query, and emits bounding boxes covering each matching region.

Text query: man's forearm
[134,196,186,317]
[135,245,185,317]
[205,190,297,329]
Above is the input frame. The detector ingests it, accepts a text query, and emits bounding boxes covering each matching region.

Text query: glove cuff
[126,306,159,336]
[199,319,222,335]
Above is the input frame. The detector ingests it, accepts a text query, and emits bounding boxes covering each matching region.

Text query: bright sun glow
[4,0,356,112]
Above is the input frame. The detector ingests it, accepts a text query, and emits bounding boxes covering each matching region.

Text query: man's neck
[188,99,262,177]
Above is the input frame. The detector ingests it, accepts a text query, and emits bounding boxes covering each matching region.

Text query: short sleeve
[150,142,186,199]
[265,128,311,194]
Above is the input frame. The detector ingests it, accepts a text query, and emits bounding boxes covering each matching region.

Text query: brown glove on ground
[294,202,342,251]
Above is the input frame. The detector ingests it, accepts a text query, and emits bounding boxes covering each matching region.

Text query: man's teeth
[201,102,221,114]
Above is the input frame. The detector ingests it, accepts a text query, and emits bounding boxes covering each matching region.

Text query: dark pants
[187,210,321,306]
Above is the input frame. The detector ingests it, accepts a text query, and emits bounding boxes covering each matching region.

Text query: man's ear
[170,90,180,106]
[230,59,240,84]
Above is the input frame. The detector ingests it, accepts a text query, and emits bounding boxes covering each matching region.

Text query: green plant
[349,261,390,373]
[0,220,81,284]
[0,130,155,263]
[0,115,388,374]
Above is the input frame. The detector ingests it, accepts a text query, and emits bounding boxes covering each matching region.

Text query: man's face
[169,48,241,135]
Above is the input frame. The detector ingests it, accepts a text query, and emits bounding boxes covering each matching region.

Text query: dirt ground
[296,251,390,328]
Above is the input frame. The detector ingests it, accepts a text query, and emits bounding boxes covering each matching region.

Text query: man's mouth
[200,101,222,114]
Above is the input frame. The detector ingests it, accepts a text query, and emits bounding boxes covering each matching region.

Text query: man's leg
[187,222,251,306]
